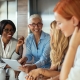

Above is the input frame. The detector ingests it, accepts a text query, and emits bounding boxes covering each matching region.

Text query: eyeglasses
[3,28,14,33]
[29,22,43,27]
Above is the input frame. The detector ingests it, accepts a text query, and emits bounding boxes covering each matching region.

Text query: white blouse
[0,38,12,68]
[1,38,12,58]
[67,45,80,80]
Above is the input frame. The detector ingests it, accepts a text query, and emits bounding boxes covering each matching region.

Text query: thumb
[72,27,78,35]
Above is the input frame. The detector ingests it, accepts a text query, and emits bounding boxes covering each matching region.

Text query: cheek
[62,24,75,37]
[2,32,7,37]
[39,26,42,30]
[29,27,34,31]
[58,24,66,31]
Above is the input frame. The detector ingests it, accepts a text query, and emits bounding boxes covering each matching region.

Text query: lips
[7,34,13,38]
[34,30,39,32]
[8,35,12,37]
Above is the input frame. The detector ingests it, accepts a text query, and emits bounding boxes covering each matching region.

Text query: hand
[69,27,80,48]
[5,65,11,69]
[19,64,32,73]
[19,64,37,73]
[25,69,40,80]
[16,36,24,53]
[14,70,20,78]
[18,57,27,65]
[17,36,24,47]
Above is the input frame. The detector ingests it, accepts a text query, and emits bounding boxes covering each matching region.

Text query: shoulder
[11,37,18,43]
[41,31,50,40]
[42,31,50,37]
[25,33,33,41]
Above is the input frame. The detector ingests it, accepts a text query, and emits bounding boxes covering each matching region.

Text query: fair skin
[19,17,43,73]
[25,23,60,80]
[25,64,59,80]
[54,12,75,37]
[54,12,80,80]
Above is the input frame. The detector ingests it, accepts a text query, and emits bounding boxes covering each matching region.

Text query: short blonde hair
[29,14,42,24]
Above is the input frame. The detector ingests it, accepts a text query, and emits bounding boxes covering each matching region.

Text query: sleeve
[11,45,23,60]
[11,52,20,60]
[67,59,80,80]
[35,40,51,68]
[0,58,6,68]
[23,36,33,62]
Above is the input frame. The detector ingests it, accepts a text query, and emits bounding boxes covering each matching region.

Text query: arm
[60,27,80,80]
[60,47,77,80]
[23,37,33,62]
[41,64,58,79]
[50,64,58,70]
[35,41,51,68]
[26,68,60,80]
[38,68,60,77]
[11,37,24,60]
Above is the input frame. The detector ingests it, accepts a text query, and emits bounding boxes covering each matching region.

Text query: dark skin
[2,24,24,78]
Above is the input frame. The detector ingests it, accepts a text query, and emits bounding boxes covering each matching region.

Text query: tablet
[2,58,22,71]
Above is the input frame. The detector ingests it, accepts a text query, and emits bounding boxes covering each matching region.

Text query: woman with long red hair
[54,0,80,80]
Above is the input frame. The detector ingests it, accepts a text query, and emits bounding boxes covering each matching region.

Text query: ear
[72,16,79,26]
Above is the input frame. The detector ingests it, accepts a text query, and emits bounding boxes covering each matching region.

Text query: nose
[35,24,38,28]
[56,25,61,30]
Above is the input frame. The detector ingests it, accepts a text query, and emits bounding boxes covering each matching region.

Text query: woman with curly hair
[25,20,69,80]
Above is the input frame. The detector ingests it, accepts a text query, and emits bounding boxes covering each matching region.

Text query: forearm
[60,46,78,80]
[39,68,60,78]
[31,64,37,70]
[11,52,20,60]
[16,46,20,53]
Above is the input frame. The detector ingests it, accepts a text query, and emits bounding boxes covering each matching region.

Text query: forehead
[4,24,13,29]
[30,18,42,24]
[54,12,65,21]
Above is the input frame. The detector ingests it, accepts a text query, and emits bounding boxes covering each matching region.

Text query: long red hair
[54,0,80,21]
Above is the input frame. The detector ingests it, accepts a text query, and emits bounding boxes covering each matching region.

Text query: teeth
[35,30,38,31]
[8,35,11,37]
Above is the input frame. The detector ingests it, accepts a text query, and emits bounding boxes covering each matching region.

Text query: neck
[2,36,10,45]
[34,32,42,46]
[34,32,41,40]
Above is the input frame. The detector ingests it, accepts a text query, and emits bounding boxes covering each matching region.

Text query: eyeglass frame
[29,22,43,27]
[3,28,15,33]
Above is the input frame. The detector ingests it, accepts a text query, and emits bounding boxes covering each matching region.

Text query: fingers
[18,66,25,72]
[18,40,24,44]
[19,36,24,40]
[18,36,24,45]
[15,71,20,78]
[73,27,80,35]
[26,75,34,80]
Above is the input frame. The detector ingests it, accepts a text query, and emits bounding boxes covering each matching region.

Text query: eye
[32,23,36,26]
[57,22,61,25]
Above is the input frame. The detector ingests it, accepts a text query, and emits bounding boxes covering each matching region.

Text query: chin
[7,36,12,40]
[64,33,71,37]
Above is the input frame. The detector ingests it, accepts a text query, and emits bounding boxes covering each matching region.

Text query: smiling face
[28,18,43,35]
[2,24,14,41]
[54,12,75,37]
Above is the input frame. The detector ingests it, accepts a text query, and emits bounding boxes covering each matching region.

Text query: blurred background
[0,0,59,39]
